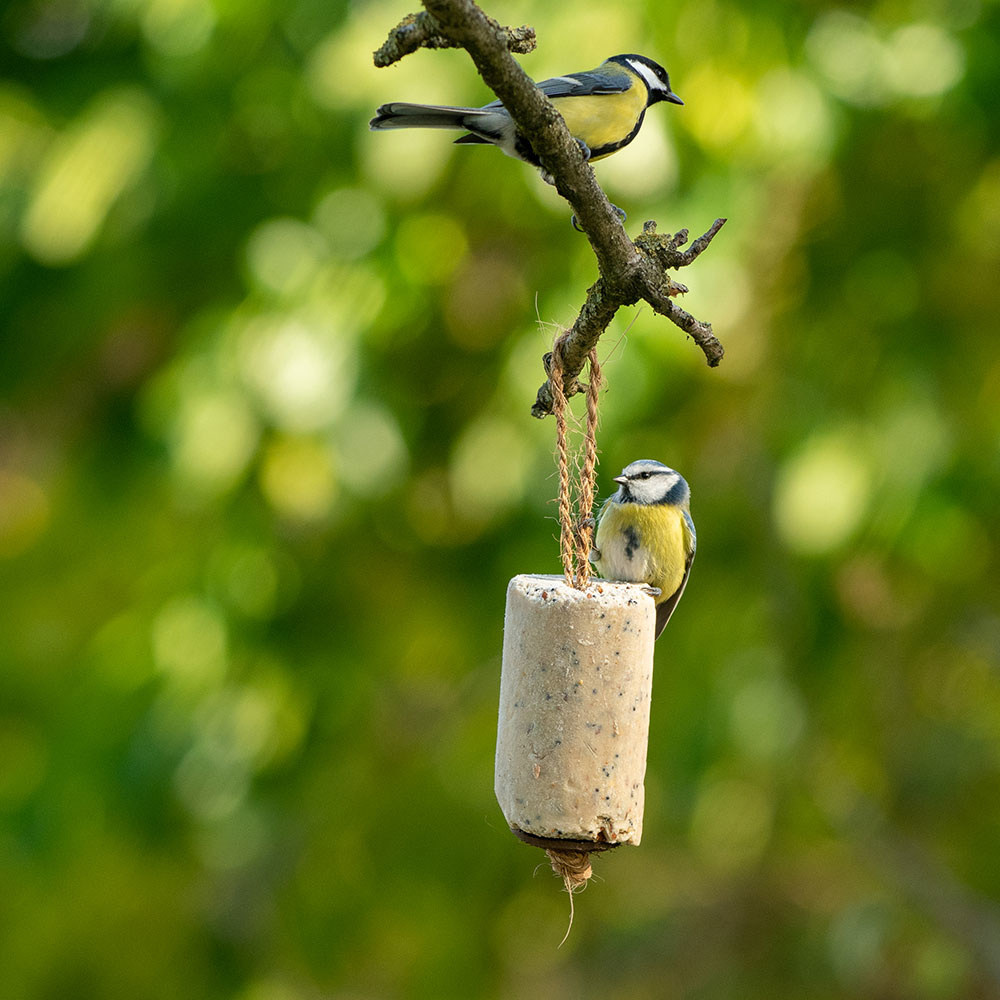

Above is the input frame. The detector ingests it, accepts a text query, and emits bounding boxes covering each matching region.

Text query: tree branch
[529,219,726,417]
[374,10,536,68]
[530,279,619,419]
[372,0,727,417]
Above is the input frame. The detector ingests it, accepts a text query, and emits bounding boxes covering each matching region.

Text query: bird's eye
[639,472,651,479]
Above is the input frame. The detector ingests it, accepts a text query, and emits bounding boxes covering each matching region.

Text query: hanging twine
[577,346,601,585]
[549,336,602,590]
[547,848,592,947]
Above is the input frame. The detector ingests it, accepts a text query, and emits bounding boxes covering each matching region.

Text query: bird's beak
[613,475,628,486]
[665,90,684,106]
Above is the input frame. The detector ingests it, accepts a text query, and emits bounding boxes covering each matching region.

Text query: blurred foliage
[1,0,999,996]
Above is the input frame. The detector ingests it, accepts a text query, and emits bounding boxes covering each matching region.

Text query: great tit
[590,459,696,638]
[369,54,683,183]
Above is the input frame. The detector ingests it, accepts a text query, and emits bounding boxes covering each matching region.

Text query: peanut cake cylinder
[495,574,657,847]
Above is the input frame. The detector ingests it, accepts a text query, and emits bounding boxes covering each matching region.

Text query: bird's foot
[571,203,627,232]
[641,585,662,598]
[588,547,601,565]
[543,144,588,187]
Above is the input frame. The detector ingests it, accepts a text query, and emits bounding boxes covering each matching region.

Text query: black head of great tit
[369,54,683,184]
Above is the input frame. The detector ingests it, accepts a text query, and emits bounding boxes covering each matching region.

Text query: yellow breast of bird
[551,83,647,158]
[595,502,689,599]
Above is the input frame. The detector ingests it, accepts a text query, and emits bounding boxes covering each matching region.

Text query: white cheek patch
[627,58,664,94]
[633,471,680,504]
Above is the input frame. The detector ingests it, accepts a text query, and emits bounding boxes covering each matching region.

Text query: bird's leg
[541,143,590,187]
[567,139,598,231]
[572,202,628,233]
[641,585,662,597]
[535,138,627,232]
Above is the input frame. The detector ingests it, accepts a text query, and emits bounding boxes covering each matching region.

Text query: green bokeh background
[2,0,999,996]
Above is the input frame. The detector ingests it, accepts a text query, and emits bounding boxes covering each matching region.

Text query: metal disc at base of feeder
[495,574,657,850]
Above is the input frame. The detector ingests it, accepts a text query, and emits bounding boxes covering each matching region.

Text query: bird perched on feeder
[369,54,683,185]
[590,459,696,639]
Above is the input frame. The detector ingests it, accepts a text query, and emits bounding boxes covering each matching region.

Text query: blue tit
[590,459,696,639]
[369,54,682,184]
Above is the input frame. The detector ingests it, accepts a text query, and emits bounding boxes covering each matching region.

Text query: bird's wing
[481,67,633,109]
[654,510,697,639]
[683,509,697,556]
[537,67,635,98]
[654,549,694,638]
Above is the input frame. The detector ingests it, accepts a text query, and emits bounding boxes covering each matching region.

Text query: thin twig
[644,283,725,366]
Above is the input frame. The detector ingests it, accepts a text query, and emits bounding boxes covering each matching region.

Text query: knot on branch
[542,350,584,397]
[373,10,535,67]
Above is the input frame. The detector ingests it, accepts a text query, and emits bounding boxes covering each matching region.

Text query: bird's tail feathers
[369,103,491,131]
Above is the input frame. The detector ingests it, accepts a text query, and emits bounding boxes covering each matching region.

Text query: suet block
[495,574,656,847]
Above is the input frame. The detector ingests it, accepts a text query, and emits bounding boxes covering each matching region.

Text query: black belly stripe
[623,524,640,561]
[589,108,647,159]
[513,134,540,166]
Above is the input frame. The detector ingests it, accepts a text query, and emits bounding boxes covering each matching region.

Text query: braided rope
[550,338,576,588]
[550,338,602,590]
[574,348,602,588]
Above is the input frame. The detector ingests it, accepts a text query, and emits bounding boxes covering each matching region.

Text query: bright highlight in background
[313,187,386,260]
[238,315,357,433]
[21,87,158,265]
[774,430,872,555]
[334,401,409,498]
[807,13,964,105]
[258,436,337,521]
[141,0,216,56]
[170,388,260,496]
[246,218,327,297]
[884,24,965,98]
[450,415,530,522]
[152,595,229,696]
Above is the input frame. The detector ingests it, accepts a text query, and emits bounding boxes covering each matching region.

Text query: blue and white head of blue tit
[369,54,683,184]
[589,459,696,638]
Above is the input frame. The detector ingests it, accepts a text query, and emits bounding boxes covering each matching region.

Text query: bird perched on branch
[369,54,682,184]
[590,459,696,638]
